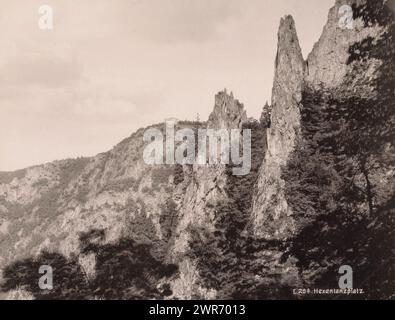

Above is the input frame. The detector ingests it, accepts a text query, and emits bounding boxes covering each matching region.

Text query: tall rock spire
[171,90,247,298]
[252,0,392,240]
[252,15,306,240]
[271,15,305,167]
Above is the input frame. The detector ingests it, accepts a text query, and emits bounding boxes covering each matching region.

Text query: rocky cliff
[171,90,248,299]
[253,15,306,240]
[252,0,394,296]
[0,123,184,299]
[253,0,393,240]
[0,90,255,299]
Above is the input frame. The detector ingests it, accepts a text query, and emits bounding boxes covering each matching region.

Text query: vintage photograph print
[0,0,394,303]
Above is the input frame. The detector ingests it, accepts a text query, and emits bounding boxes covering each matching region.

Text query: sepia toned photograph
[0,0,394,304]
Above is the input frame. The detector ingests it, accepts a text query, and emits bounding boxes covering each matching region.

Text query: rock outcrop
[306,0,383,90]
[171,90,247,298]
[0,90,249,300]
[252,0,395,295]
[208,90,247,129]
[252,15,306,240]
[253,0,394,239]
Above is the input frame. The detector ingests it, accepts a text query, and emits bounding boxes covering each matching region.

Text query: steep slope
[170,90,251,298]
[0,122,203,299]
[252,0,395,298]
[253,0,394,242]
[0,90,255,299]
[286,0,395,298]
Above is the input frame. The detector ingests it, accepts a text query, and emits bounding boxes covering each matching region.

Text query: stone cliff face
[0,126,182,298]
[252,0,395,295]
[208,90,247,129]
[253,15,306,240]
[306,0,382,90]
[0,90,249,299]
[253,0,394,239]
[171,90,247,298]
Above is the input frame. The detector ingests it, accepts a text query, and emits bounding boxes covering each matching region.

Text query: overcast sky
[0,0,334,171]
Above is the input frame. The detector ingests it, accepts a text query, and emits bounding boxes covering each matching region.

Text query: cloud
[117,0,240,43]
[70,86,163,116]
[0,47,83,88]
[0,72,163,119]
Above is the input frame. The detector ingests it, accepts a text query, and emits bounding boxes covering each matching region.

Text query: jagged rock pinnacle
[271,14,305,161]
[253,0,393,241]
[276,15,304,65]
[208,90,247,129]
[252,14,306,240]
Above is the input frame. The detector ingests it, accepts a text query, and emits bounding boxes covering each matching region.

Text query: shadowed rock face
[253,0,394,240]
[252,0,395,296]
[306,0,385,90]
[308,0,366,88]
[171,90,250,298]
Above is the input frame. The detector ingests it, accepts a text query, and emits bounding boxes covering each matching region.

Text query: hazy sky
[0,0,334,171]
